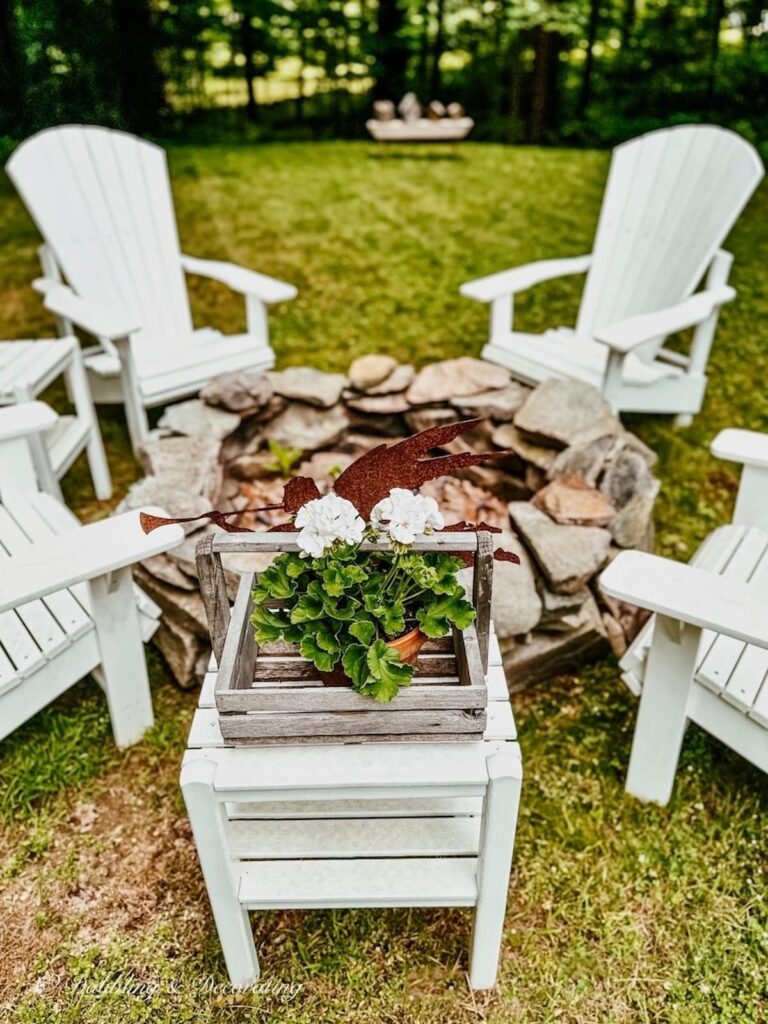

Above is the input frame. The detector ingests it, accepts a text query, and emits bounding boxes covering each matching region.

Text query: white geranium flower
[294,492,365,557]
[370,488,444,545]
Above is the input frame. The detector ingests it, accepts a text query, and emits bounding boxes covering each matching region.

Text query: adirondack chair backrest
[7,125,193,342]
[576,125,763,353]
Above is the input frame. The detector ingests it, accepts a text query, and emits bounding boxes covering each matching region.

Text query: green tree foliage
[0,0,765,146]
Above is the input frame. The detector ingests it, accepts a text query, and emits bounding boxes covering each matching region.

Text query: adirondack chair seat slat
[486,329,685,390]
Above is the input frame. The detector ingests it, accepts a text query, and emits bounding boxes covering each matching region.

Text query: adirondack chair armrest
[711,429,768,470]
[0,508,184,614]
[43,286,141,340]
[460,255,592,303]
[0,401,57,442]
[180,255,298,304]
[600,551,768,648]
[593,286,736,354]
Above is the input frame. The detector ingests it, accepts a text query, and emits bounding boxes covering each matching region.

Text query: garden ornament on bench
[6,124,297,457]
[462,124,764,424]
[142,418,519,701]
[601,428,768,805]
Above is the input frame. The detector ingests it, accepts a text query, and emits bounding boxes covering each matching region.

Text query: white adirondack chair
[6,125,298,455]
[600,429,768,804]
[0,402,184,745]
[461,125,764,424]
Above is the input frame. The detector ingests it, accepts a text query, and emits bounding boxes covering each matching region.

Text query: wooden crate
[196,532,493,745]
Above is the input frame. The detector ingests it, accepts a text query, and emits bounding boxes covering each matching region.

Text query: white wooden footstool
[0,337,111,499]
[181,625,522,990]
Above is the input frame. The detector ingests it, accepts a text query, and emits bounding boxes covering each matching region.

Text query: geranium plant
[250,489,476,702]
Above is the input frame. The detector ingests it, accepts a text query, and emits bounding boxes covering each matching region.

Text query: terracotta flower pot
[318,627,429,687]
[386,626,428,665]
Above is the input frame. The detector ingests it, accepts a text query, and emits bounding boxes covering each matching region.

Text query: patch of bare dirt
[0,771,209,1008]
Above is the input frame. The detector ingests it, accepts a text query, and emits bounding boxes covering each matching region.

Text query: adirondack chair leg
[489,295,513,345]
[674,250,733,428]
[181,759,260,988]
[469,750,522,989]
[245,296,270,348]
[64,342,112,500]
[625,615,699,805]
[113,336,149,456]
[89,566,154,747]
[11,383,63,499]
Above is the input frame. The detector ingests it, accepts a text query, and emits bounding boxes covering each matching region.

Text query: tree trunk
[429,0,446,99]
[620,0,636,46]
[577,0,600,117]
[372,0,408,100]
[0,0,23,132]
[418,0,431,98]
[240,9,258,121]
[528,25,563,144]
[705,0,724,106]
[111,0,165,132]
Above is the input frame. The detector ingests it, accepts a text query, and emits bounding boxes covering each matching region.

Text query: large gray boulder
[490,533,543,639]
[406,357,510,405]
[158,399,240,441]
[513,378,622,448]
[509,501,612,593]
[266,402,349,451]
[268,367,347,408]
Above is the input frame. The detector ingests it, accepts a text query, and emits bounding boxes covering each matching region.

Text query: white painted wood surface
[7,125,298,455]
[181,616,522,990]
[462,125,764,421]
[0,403,183,743]
[604,431,768,804]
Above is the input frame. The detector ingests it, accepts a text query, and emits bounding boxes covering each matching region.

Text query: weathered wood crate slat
[196,532,493,745]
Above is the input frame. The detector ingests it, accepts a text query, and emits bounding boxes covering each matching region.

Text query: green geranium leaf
[417,593,475,637]
[363,639,412,702]
[415,609,450,638]
[315,622,341,655]
[349,619,376,646]
[284,554,308,579]
[250,606,289,644]
[299,634,336,672]
[323,594,360,621]
[282,623,304,645]
[322,562,367,598]
[342,644,369,688]
[290,592,325,623]
[255,559,294,600]
[371,601,405,637]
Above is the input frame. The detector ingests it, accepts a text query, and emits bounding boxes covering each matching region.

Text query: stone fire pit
[120,356,659,690]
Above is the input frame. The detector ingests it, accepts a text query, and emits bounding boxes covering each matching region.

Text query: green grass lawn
[0,141,767,1023]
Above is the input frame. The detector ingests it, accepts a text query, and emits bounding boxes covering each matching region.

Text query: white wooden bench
[0,403,183,744]
[366,117,474,143]
[0,337,111,499]
[601,429,768,803]
[181,626,522,989]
